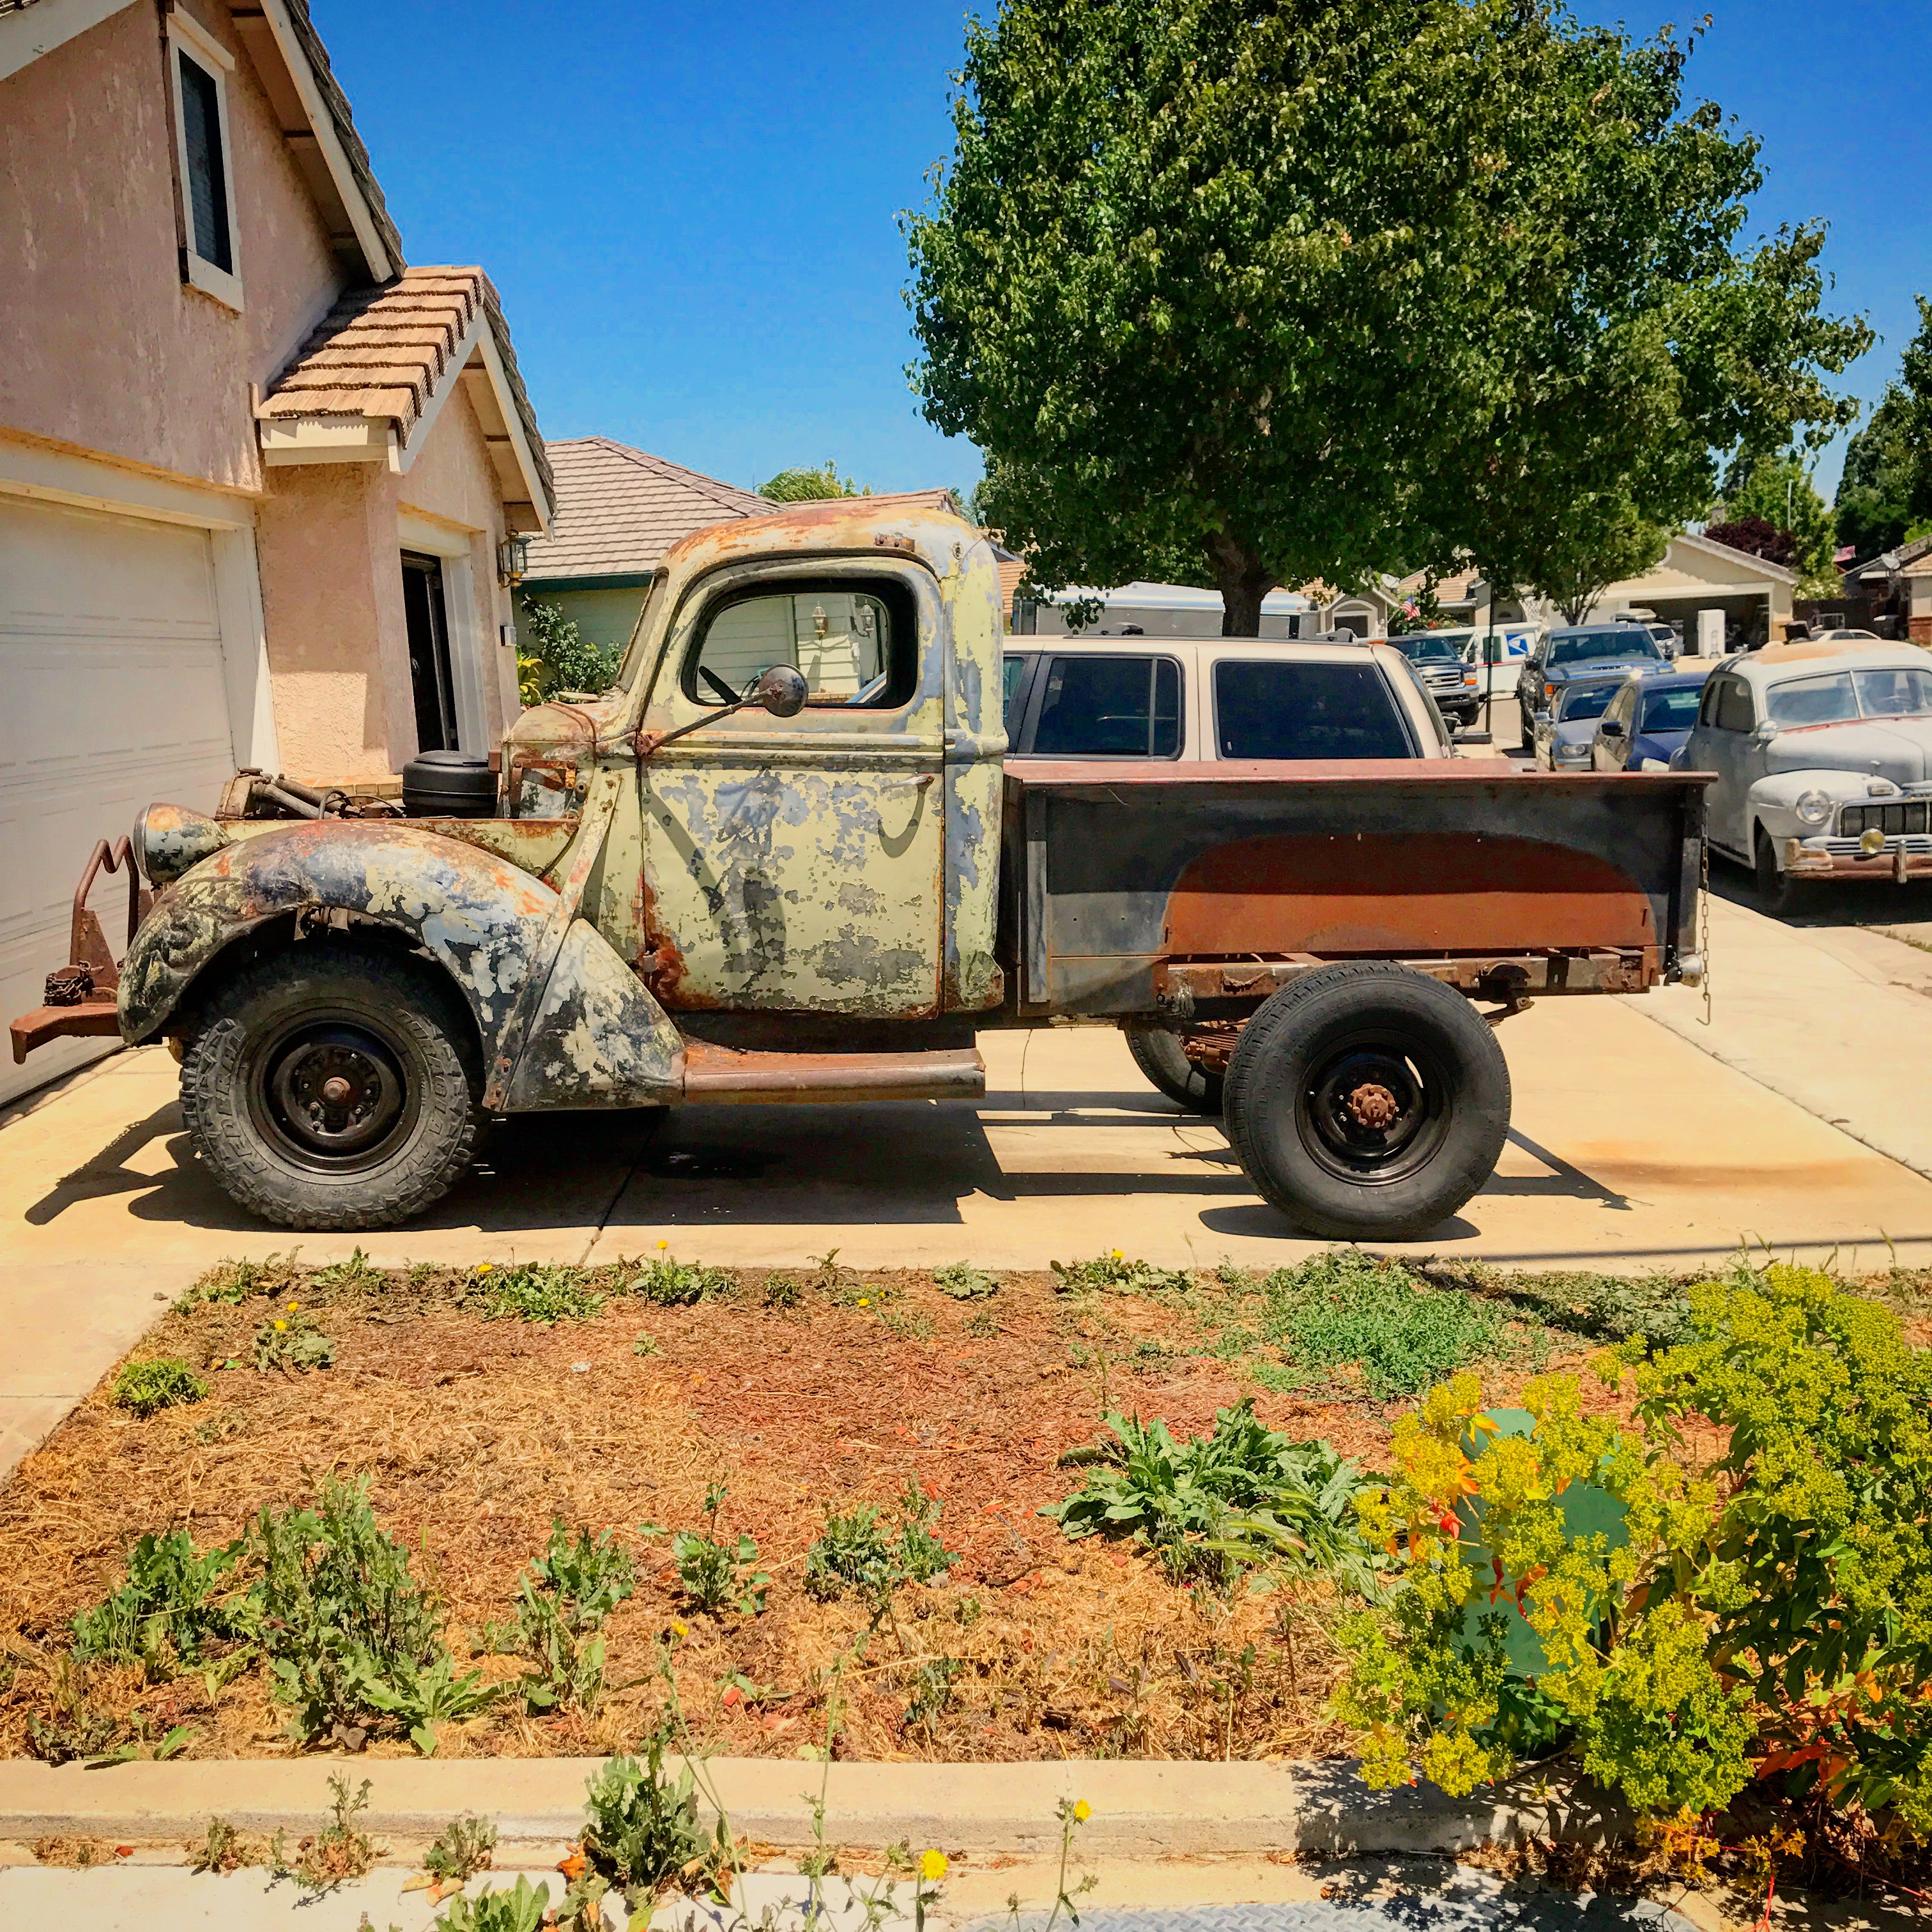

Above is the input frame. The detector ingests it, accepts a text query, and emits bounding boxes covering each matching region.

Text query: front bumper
[1786,834,1932,884]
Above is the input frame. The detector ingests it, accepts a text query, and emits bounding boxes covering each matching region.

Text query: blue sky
[314,0,1930,503]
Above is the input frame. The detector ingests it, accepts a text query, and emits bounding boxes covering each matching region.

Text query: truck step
[678,1039,985,1106]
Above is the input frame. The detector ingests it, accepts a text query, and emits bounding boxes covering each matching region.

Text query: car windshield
[1758,669,1932,728]
[1639,686,1704,732]
[1547,629,1662,668]
[1558,683,1618,723]
[1397,636,1463,663]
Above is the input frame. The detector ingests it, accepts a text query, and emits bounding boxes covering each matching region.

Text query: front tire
[1223,963,1510,1241]
[180,944,480,1230]
[1754,827,1797,915]
[1124,1023,1223,1116]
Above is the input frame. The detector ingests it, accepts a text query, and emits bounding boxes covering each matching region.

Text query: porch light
[496,534,530,586]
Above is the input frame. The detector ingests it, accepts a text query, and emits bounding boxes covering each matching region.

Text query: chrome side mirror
[753,664,808,717]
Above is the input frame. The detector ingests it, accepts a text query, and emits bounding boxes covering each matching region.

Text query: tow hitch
[8,838,150,1064]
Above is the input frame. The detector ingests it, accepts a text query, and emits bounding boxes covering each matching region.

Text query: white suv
[1001,635,1481,762]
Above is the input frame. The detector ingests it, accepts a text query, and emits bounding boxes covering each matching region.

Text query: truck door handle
[880,774,936,795]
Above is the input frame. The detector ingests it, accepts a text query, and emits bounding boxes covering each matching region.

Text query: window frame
[1019,650,1185,760]
[1210,655,1422,762]
[1001,650,1039,747]
[1710,675,1756,733]
[680,576,917,712]
[167,10,243,312]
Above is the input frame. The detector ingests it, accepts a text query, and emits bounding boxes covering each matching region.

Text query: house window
[167,15,242,309]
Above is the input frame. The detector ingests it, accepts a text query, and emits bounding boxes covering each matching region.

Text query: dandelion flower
[657,1239,669,1250]
[671,1618,689,1637]
[920,1850,948,1882]
[477,1262,494,1274]
[286,1301,299,1312]
[1072,1800,1092,1823]
[273,1319,288,1331]
[1110,1249,1123,1261]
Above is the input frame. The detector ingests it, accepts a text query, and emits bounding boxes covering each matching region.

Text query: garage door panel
[1,496,237,1106]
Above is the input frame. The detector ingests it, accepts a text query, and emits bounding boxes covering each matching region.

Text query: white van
[1000,635,1487,761]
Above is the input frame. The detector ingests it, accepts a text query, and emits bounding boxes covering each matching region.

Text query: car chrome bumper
[1786,834,1932,884]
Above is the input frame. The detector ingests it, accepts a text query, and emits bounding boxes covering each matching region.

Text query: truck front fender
[119,820,682,1110]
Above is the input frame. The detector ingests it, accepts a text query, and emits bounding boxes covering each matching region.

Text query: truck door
[635,565,947,1018]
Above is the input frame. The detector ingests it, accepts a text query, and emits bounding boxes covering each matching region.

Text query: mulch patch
[0,1258,1630,1766]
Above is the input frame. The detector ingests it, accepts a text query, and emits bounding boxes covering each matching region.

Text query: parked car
[1517,622,1666,744]
[1591,666,1712,772]
[1002,635,1482,762]
[1388,631,1483,724]
[1531,673,1626,770]
[1675,643,1932,908]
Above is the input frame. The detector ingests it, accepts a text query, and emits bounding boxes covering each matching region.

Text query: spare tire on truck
[1222,962,1510,1241]
[1123,1022,1223,1116]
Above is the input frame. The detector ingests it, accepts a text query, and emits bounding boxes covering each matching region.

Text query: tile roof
[258,268,552,507]
[519,438,773,583]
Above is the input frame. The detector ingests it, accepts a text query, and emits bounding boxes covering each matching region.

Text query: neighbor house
[0,0,553,1100]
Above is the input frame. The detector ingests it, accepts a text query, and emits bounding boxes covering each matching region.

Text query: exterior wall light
[496,534,530,586]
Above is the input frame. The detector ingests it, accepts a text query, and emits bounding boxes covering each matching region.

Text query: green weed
[310,1247,385,1293]
[510,1521,636,1713]
[424,1813,497,1884]
[251,1303,334,1373]
[473,1264,606,1324]
[804,1481,957,1607]
[879,1306,935,1341]
[964,1308,1000,1338]
[933,1262,999,1300]
[581,1740,723,1905]
[177,1252,297,1310]
[110,1357,206,1418]
[1051,1253,1192,1295]
[436,1876,550,1932]
[901,1655,961,1742]
[624,1253,732,1305]
[762,1272,802,1309]
[72,1528,245,1675]
[281,1773,378,1894]
[648,1485,768,1617]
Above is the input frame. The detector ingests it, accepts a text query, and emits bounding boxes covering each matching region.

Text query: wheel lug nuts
[321,1077,353,1104]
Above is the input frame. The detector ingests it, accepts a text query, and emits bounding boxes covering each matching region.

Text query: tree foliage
[516,599,617,708]
[1836,296,1932,564]
[907,0,1869,634]
[758,461,869,502]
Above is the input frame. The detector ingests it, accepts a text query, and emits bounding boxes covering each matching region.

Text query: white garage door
[0,495,238,1105]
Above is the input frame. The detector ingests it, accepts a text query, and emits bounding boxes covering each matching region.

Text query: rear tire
[1223,963,1510,1241]
[1124,1023,1224,1116]
[1754,827,1797,915]
[180,944,480,1230]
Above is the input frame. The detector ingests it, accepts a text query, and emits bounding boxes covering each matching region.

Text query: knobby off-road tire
[1223,962,1510,1241]
[1123,1022,1224,1116]
[180,944,481,1230]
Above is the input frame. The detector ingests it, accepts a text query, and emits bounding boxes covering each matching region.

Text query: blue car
[1590,666,1712,772]
[1531,673,1626,770]
[1516,621,1666,744]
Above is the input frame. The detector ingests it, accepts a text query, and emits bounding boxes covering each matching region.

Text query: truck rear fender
[118,820,683,1108]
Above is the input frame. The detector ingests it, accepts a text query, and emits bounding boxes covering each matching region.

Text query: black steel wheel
[1223,963,1510,1241]
[181,944,480,1230]
[1124,1023,1224,1116]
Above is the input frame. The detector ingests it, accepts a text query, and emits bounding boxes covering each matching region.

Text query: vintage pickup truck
[11,498,1708,1241]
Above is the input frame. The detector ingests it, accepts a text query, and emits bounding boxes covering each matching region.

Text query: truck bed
[999,760,1708,1016]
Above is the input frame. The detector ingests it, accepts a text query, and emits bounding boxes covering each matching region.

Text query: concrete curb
[0,1756,1623,1857]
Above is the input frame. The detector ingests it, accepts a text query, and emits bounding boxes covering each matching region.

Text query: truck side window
[684,579,916,708]
[1213,660,1413,759]
[1712,677,1755,733]
[1032,655,1181,757]
[1002,653,1034,738]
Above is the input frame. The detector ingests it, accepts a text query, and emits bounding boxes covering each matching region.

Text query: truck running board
[678,1039,985,1106]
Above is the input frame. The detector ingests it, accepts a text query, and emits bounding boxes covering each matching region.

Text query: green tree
[1710,451,1837,594]
[758,461,869,502]
[1836,296,1932,562]
[907,0,1869,635]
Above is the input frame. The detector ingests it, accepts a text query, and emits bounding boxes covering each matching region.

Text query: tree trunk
[1209,533,1275,638]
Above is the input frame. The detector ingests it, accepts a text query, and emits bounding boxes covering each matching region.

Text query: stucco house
[1845,534,1932,644]
[0,0,553,1100]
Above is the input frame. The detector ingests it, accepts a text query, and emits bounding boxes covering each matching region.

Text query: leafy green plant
[310,1247,385,1293]
[902,1656,961,1742]
[581,1740,722,1903]
[518,597,616,706]
[473,1264,606,1325]
[762,1273,802,1310]
[965,1308,1000,1339]
[436,1875,551,1932]
[510,1521,636,1713]
[1046,1403,1381,1590]
[651,1485,769,1617]
[1248,1248,1511,1397]
[178,1252,297,1309]
[879,1306,935,1341]
[252,1475,491,1752]
[424,1813,498,1885]
[1051,1252,1190,1295]
[188,1816,273,1873]
[933,1262,999,1301]
[625,1253,731,1306]
[110,1357,206,1418]
[72,1529,245,1675]
[26,1661,121,1765]
[252,1301,334,1373]
[804,1482,958,1607]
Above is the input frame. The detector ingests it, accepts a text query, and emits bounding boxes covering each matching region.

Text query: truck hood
[1763,717,1932,785]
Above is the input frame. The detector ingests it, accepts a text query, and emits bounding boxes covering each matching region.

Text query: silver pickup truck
[13,500,1708,1242]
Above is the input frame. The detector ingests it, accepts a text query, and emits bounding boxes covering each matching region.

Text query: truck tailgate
[1000,760,1710,1015]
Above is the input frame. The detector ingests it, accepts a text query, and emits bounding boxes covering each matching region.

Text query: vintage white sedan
[1676,642,1932,907]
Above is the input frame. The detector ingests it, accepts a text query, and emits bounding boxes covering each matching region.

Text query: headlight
[1555,742,1590,763]
[132,803,232,886]
[1795,789,1833,826]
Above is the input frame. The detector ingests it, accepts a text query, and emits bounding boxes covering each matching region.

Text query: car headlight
[1555,742,1590,763]
[1795,789,1834,827]
[132,802,232,887]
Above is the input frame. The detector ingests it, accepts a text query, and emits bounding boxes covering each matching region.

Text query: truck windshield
[1547,630,1661,668]
[1213,660,1413,759]
[1395,636,1464,663]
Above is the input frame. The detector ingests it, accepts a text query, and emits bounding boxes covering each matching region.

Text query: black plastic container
[402,751,498,819]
